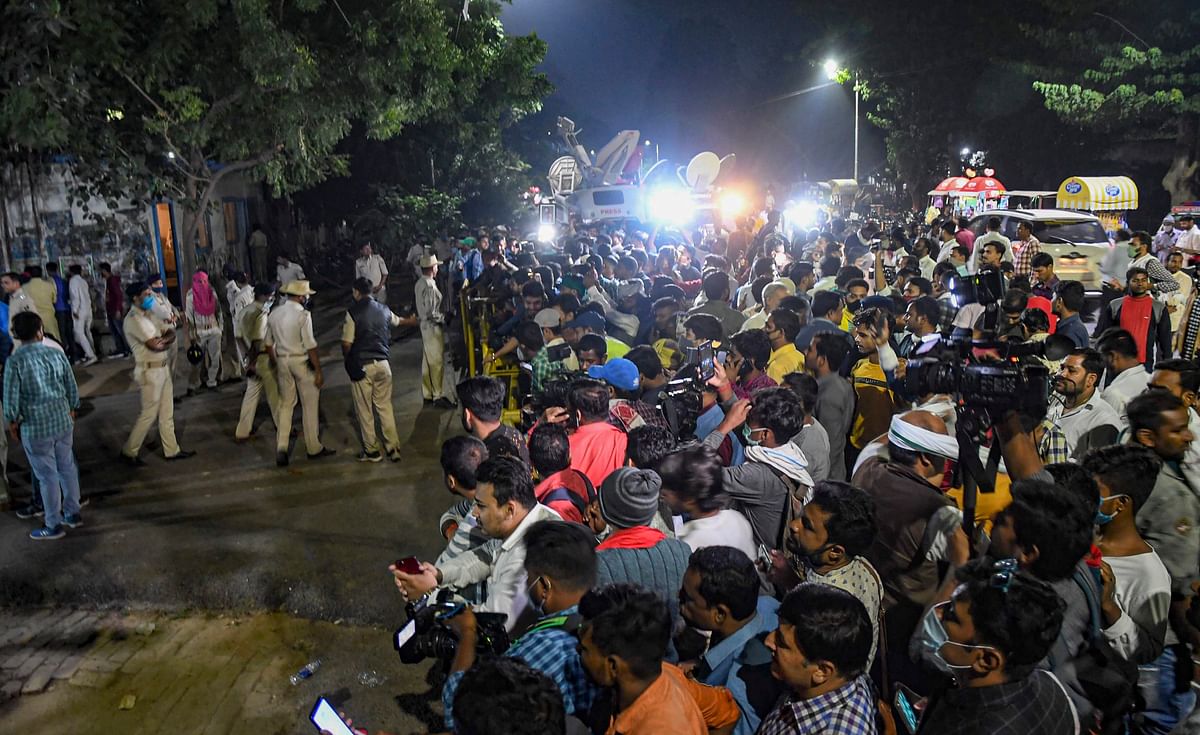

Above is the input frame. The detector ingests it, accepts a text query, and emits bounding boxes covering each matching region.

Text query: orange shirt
[606,663,738,735]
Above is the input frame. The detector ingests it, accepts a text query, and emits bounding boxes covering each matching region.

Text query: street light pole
[853,71,859,182]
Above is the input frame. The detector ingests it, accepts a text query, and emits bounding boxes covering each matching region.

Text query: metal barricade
[459,290,523,425]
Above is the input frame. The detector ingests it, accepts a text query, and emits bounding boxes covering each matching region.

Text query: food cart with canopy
[1056,176,1138,236]
[955,176,1006,216]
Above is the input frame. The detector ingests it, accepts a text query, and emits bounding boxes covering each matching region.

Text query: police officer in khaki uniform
[234,283,280,441]
[265,280,333,466]
[120,281,195,465]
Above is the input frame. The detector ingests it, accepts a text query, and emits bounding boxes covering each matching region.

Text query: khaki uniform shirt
[124,308,166,365]
[265,300,316,357]
[354,255,388,290]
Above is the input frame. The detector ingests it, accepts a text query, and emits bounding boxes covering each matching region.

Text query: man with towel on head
[852,410,970,691]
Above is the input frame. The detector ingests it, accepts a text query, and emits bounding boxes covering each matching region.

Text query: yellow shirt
[850,359,895,449]
[605,335,631,360]
[766,343,805,384]
[946,472,1013,535]
[840,308,854,332]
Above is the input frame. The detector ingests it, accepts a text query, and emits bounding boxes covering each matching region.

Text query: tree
[69,0,544,287]
[1030,1,1200,201]
[293,9,551,243]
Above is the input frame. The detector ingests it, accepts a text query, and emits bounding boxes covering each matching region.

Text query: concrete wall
[0,164,264,288]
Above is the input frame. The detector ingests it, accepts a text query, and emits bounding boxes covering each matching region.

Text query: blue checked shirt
[756,675,878,735]
[441,605,597,731]
[3,342,79,441]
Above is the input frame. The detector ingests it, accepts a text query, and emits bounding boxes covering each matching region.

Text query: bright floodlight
[719,191,746,219]
[648,187,695,225]
[785,201,819,228]
[536,223,557,243]
[960,147,971,156]
[823,59,839,81]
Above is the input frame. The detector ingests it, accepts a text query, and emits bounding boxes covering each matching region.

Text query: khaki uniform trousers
[276,355,323,455]
[235,354,281,440]
[351,359,401,454]
[123,364,181,458]
[420,323,445,401]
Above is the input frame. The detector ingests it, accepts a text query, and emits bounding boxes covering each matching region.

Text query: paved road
[0,294,462,630]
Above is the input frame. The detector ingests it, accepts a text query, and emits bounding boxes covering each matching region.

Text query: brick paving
[0,607,438,735]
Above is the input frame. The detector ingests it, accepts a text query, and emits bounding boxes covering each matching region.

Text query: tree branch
[199,89,247,134]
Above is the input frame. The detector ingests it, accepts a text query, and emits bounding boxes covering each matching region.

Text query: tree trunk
[24,155,45,266]
[0,164,13,272]
[178,175,199,294]
[1163,114,1200,204]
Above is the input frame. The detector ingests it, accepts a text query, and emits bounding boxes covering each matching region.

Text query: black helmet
[186,345,204,365]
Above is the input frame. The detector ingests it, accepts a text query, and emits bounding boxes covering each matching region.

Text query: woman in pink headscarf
[185,271,224,391]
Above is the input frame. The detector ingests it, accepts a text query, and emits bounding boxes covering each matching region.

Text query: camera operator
[1045,348,1121,459]
[530,309,577,392]
[725,330,778,399]
[391,456,563,634]
[441,521,600,732]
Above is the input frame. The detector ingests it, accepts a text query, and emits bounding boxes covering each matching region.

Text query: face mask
[741,424,764,446]
[956,264,970,276]
[153,285,166,293]
[140,296,156,311]
[527,577,546,617]
[1127,245,1138,257]
[1095,494,1128,526]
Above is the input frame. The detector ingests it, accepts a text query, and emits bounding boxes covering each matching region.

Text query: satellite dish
[548,156,579,194]
[685,152,721,192]
[715,154,736,184]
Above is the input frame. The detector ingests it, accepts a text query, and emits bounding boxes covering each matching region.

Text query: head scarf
[191,272,217,317]
[887,414,959,460]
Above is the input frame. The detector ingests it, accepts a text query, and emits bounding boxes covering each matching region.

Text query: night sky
[501,0,886,193]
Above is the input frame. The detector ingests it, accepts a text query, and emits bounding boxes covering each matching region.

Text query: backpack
[1049,567,1137,735]
[538,470,596,520]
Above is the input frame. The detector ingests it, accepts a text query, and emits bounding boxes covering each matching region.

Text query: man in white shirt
[970,215,1013,272]
[1148,359,1200,493]
[1173,214,1200,257]
[1047,348,1123,458]
[1084,446,1171,667]
[391,455,563,634]
[934,221,958,262]
[1166,251,1192,333]
[67,265,97,365]
[227,272,254,374]
[353,241,389,303]
[655,445,756,560]
[275,255,306,286]
[1098,328,1151,426]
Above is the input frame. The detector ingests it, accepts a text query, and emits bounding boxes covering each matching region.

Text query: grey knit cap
[598,467,662,529]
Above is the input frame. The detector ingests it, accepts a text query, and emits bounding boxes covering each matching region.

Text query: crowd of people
[8,206,1200,734]
[377,210,1200,735]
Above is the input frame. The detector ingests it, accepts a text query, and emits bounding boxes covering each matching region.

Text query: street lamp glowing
[644,140,651,146]
[960,147,971,156]
[823,59,839,81]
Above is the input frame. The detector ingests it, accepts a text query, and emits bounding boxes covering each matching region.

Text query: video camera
[656,340,727,440]
[394,590,509,667]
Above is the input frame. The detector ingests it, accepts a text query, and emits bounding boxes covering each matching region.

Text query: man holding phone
[390,456,563,634]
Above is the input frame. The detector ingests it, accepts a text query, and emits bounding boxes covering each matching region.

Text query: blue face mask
[955,264,970,276]
[140,295,156,311]
[153,285,166,293]
[1095,494,1128,526]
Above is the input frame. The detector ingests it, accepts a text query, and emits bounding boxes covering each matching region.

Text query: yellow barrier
[459,290,523,424]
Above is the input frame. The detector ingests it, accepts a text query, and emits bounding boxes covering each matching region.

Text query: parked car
[967,209,1110,292]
